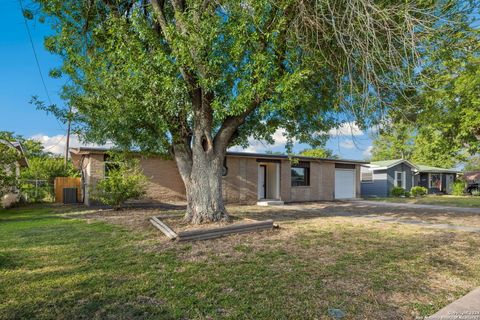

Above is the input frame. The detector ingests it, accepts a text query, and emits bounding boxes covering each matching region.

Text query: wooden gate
[54,177,82,203]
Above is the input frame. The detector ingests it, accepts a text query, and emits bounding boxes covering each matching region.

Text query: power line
[18,0,52,105]
[17,1,77,164]
[43,135,66,151]
[18,0,67,143]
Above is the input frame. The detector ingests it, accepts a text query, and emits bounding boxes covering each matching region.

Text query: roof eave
[417,170,460,174]
[69,147,368,164]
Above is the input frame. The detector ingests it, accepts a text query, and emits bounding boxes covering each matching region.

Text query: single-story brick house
[361,159,460,197]
[70,147,366,205]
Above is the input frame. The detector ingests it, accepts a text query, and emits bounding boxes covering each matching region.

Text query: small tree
[92,158,147,210]
[0,139,21,199]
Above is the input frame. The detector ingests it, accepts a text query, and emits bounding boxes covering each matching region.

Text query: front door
[258,165,266,199]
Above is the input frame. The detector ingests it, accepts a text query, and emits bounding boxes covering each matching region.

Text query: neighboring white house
[1,140,28,208]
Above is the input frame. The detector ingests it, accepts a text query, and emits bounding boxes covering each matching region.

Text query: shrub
[390,186,405,197]
[411,186,428,197]
[404,191,411,198]
[92,158,147,210]
[472,189,480,197]
[452,180,465,196]
[19,181,54,203]
[20,157,79,202]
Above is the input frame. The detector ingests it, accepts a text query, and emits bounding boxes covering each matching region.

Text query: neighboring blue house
[361,159,459,197]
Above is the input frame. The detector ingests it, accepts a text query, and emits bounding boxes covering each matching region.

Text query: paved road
[339,200,480,233]
[353,200,480,214]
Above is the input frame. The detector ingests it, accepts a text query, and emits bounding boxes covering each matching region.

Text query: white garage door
[335,169,356,199]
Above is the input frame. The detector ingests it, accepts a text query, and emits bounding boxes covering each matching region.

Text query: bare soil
[75,200,480,236]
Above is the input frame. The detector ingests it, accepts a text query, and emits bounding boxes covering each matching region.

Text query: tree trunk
[173,145,229,224]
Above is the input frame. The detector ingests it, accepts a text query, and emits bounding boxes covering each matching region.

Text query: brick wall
[140,157,186,202]
[280,160,291,202]
[85,154,105,205]
[320,162,335,200]
[222,156,257,204]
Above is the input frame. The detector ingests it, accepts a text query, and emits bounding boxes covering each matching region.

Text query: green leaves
[20,157,78,183]
[91,156,148,209]
[22,9,34,20]
[0,134,22,198]
[299,148,338,159]
[32,0,452,156]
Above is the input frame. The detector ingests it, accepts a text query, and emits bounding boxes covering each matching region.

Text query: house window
[361,168,373,182]
[429,173,441,189]
[395,171,405,188]
[291,162,310,186]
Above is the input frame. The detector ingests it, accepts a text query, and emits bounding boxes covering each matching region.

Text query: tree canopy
[299,148,338,159]
[370,121,460,168]
[370,121,415,162]
[416,21,480,157]
[31,0,438,152]
[464,156,480,172]
[373,3,479,168]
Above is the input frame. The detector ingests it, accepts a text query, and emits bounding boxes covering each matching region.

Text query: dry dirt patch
[75,201,480,235]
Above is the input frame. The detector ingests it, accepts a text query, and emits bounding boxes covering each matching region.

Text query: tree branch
[213,98,260,155]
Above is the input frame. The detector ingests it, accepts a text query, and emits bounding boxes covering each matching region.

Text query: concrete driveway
[353,200,480,214]
[225,200,480,233]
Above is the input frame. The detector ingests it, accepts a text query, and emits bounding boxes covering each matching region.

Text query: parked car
[466,183,479,194]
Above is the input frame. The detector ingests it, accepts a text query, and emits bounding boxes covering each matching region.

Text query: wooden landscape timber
[177,219,274,242]
[149,216,275,242]
[149,216,178,240]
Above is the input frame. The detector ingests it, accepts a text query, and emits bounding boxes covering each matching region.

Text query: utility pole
[64,105,72,168]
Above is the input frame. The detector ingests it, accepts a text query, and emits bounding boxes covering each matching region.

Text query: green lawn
[2,205,480,319]
[367,195,480,208]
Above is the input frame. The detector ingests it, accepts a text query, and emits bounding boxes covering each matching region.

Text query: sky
[0,1,374,160]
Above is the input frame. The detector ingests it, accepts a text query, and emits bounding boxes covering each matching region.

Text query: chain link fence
[19,179,54,203]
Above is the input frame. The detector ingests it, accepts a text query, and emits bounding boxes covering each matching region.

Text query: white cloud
[31,134,113,155]
[362,145,373,157]
[339,139,355,149]
[328,122,364,137]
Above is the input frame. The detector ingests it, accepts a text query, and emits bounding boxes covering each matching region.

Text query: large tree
[369,121,460,168]
[417,22,480,157]
[31,0,447,223]
[370,120,415,161]
[376,4,479,168]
